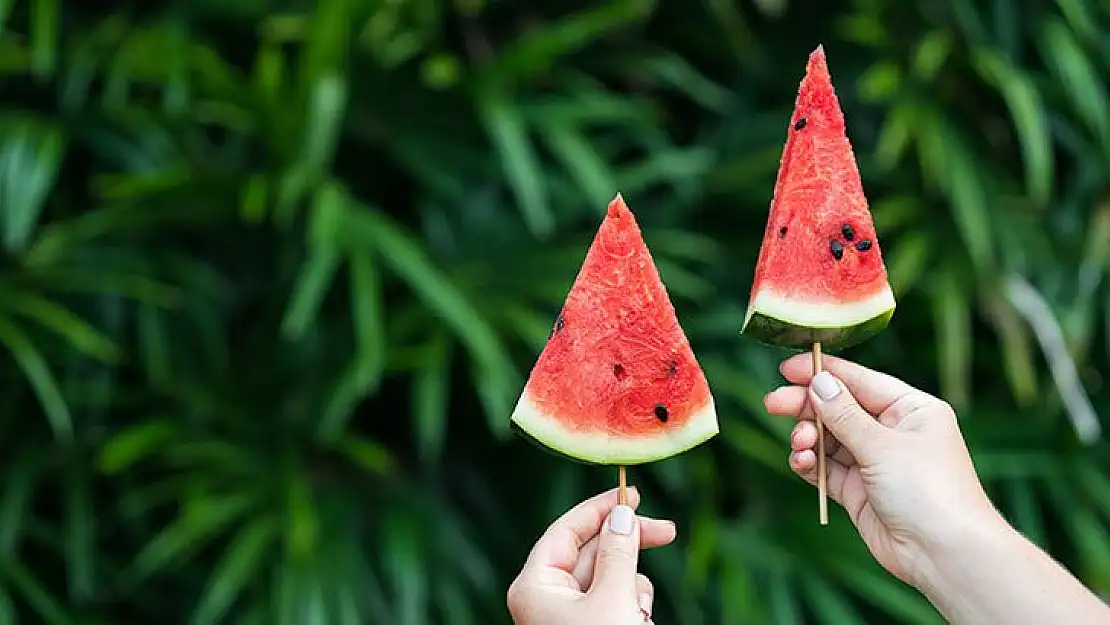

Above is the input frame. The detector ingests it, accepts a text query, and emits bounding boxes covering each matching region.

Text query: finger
[780,353,917,415]
[790,450,868,526]
[790,449,847,501]
[764,385,811,418]
[588,505,641,600]
[636,574,654,621]
[791,420,854,465]
[523,487,641,574]
[571,516,676,589]
[808,372,886,463]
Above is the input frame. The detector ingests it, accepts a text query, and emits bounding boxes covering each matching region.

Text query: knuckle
[792,461,815,481]
[933,397,956,418]
[826,402,858,425]
[506,578,527,613]
[917,394,955,420]
[596,544,637,569]
[636,573,654,595]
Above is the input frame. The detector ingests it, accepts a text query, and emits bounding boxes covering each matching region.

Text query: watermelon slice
[510,195,719,465]
[742,45,895,351]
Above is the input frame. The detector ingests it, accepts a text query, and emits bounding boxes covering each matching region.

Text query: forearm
[916,514,1110,625]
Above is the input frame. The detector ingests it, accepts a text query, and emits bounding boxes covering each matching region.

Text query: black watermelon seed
[654,404,669,422]
[830,240,844,260]
[554,313,565,332]
[779,226,788,238]
[855,240,872,252]
[841,224,855,241]
[613,364,627,379]
[794,117,807,131]
[666,360,678,377]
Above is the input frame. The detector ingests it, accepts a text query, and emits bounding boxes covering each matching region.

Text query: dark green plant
[0,0,1109,623]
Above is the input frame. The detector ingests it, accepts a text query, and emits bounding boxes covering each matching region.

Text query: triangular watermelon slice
[511,195,719,465]
[742,45,895,351]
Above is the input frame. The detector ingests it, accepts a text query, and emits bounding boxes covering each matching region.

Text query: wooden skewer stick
[618,465,629,506]
[813,342,829,525]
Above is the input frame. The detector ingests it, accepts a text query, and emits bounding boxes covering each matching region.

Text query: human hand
[506,487,676,625]
[763,354,1006,587]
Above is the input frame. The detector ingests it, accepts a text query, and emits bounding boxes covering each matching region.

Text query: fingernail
[639,593,653,618]
[609,505,634,535]
[811,371,841,401]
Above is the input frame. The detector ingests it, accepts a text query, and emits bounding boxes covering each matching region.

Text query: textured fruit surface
[742,45,895,351]
[511,195,718,465]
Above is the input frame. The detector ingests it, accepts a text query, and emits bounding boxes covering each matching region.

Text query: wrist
[910,505,1018,596]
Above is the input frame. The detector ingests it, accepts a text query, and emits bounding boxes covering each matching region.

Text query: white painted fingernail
[609,505,634,535]
[811,371,841,401]
[639,592,653,617]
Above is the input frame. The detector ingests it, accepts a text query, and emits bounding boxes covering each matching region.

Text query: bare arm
[917,513,1110,625]
[766,353,1110,625]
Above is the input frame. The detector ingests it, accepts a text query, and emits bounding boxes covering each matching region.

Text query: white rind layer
[510,392,719,465]
[743,283,896,329]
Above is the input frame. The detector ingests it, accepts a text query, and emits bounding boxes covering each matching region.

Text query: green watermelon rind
[741,282,896,351]
[741,307,893,352]
[509,392,720,466]
[510,421,608,466]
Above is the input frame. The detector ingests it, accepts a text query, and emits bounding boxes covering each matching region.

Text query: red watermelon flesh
[741,45,895,351]
[511,195,718,465]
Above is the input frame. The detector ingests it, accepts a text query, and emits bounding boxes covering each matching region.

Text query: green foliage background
[2,0,1110,622]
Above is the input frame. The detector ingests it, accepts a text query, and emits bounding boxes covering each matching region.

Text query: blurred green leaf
[1039,19,1110,159]
[63,467,95,601]
[0,118,65,253]
[488,0,654,79]
[413,332,451,466]
[971,48,1053,206]
[302,74,348,173]
[825,558,945,625]
[336,435,396,476]
[933,266,971,410]
[1054,0,1098,43]
[874,102,917,170]
[0,0,14,36]
[1004,476,1046,547]
[768,565,805,625]
[0,452,38,556]
[801,570,866,625]
[0,313,72,440]
[30,0,58,78]
[6,561,69,625]
[0,586,13,625]
[126,494,258,583]
[540,122,616,209]
[282,469,318,560]
[282,185,345,340]
[190,517,279,625]
[857,61,900,103]
[911,30,953,81]
[918,118,994,272]
[0,286,121,363]
[885,231,931,296]
[317,246,387,439]
[98,419,180,473]
[639,51,731,112]
[383,511,427,625]
[353,206,518,421]
[475,82,553,237]
[982,291,1039,406]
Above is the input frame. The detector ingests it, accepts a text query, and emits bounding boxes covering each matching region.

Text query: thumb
[809,371,885,463]
[588,504,640,601]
